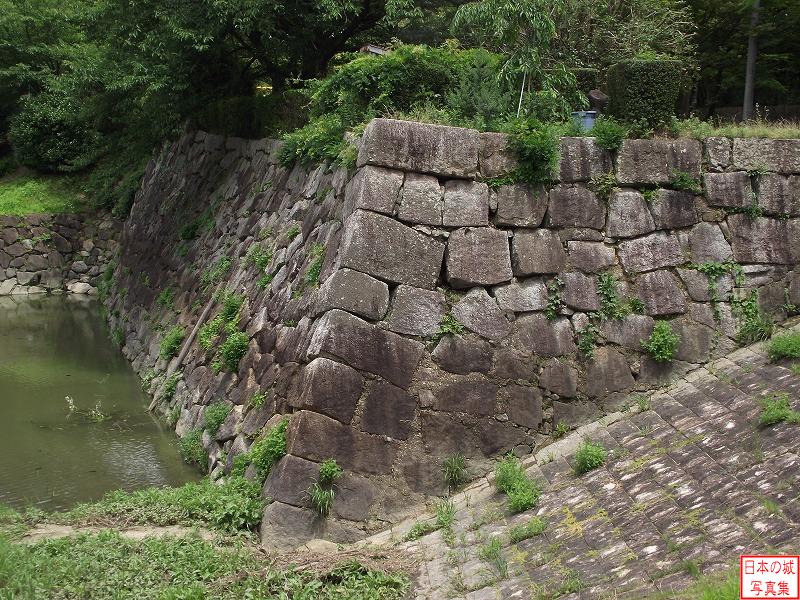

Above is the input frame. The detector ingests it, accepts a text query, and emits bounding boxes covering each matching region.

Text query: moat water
[0,295,196,511]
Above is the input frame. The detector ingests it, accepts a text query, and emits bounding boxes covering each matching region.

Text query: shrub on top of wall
[606,58,686,132]
[505,119,561,185]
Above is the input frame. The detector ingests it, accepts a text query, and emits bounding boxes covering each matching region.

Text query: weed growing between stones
[204,402,230,436]
[435,314,466,339]
[303,243,325,288]
[179,429,207,472]
[404,498,457,542]
[97,262,116,301]
[200,255,232,289]
[668,169,702,194]
[286,224,301,241]
[642,321,680,363]
[442,454,467,490]
[597,272,626,320]
[318,459,343,485]
[216,331,249,372]
[232,418,288,483]
[495,454,540,514]
[257,273,274,289]
[691,260,744,322]
[248,391,268,409]
[477,536,508,579]
[111,325,125,347]
[576,321,599,359]
[590,116,628,151]
[166,406,180,428]
[553,421,569,438]
[243,242,273,271]
[155,287,175,310]
[505,119,560,185]
[545,277,564,320]
[159,372,180,404]
[767,331,800,361]
[733,290,773,345]
[309,484,335,517]
[508,517,547,543]
[758,392,800,427]
[572,440,607,475]
[589,172,619,201]
[158,325,184,359]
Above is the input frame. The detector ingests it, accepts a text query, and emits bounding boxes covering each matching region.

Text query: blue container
[571,110,597,132]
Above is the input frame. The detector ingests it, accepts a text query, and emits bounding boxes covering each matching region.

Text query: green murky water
[0,295,197,511]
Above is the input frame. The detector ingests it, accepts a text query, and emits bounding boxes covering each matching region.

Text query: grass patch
[477,536,508,579]
[0,174,85,214]
[179,428,207,472]
[203,402,230,436]
[670,116,800,140]
[0,531,409,599]
[759,392,800,427]
[573,440,607,475]
[495,454,541,514]
[508,517,547,543]
[733,290,774,345]
[159,325,185,360]
[403,498,457,543]
[442,454,467,490]
[767,331,800,361]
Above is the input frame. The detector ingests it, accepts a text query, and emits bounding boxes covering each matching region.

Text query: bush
[573,440,607,475]
[505,119,561,185]
[508,517,547,543]
[247,418,288,482]
[590,116,628,151]
[759,393,800,427]
[159,325,185,360]
[573,68,599,95]
[768,332,800,361]
[642,321,680,362]
[318,459,343,486]
[179,429,207,472]
[278,114,348,166]
[203,402,230,436]
[218,331,249,372]
[9,91,100,173]
[494,454,541,514]
[606,59,686,131]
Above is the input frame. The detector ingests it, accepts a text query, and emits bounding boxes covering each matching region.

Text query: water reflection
[0,295,197,510]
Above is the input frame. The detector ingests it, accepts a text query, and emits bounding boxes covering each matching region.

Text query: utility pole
[742,0,761,121]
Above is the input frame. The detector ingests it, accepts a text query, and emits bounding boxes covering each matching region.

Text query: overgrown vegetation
[758,392,800,427]
[231,418,288,484]
[159,325,185,360]
[642,321,680,363]
[0,175,84,215]
[733,290,774,345]
[309,459,343,517]
[495,454,540,514]
[589,116,628,151]
[590,172,619,201]
[767,331,800,361]
[179,429,207,472]
[572,440,607,475]
[204,402,230,436]
[442,455,467,490]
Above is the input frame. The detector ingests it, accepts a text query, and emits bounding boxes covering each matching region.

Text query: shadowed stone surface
[567,241,616,273]
[314,268,390,320]
[493,278,547,312]
[344,165,403,216]
[446,227,512,288]
[704,172,752,208]
[493,184,547,227]
[443,180,489,227]
[687,222,733,263]
[617,139,702,185]
[432,335,493,375]
[294,357,363,423]
[512,314,575,357]
[398,173,443,226]
[451,288,511,341]
[548,185,605,229]
[479,132,516,178]
[511,229,567,275]
[618,232,684,274]
[558,137,612,183]
[636,270,687,316]
[562,271,600,312]
[434,379,498,416]
[539,359,578,397]
[732,138,800,173]
[649,189,699,229]
[361,380,416,440]
[386,285,446,337]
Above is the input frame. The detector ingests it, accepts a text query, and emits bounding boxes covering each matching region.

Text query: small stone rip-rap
[395,329,800,599]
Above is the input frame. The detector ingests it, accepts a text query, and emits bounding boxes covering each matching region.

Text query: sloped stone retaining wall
[106,121,800,548]
[0,214,120,295]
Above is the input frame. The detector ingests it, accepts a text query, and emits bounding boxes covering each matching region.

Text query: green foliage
[669,169,702,194]
[0,175,83,215]
[598,272,627,320]
[404,520,439,541]
[257,274,274,289]
[62,477,262,532]
[203,402,230,436]
[767,332,800,361]
[309,483,335,517]
[628,298,646,314]
[241,418,288,483]
[545,277,564,320]
[243,242,272,271]
[97,263,116,302]
[577,322,599,360]
[278,114,348,166]
[606,59,686,131]
[435,498,456,532]
[759,393,800,427]
[285,225,301,241]
[477,536,508,578]
[508,517,547,543]
[733,290,774,345]
[304,243,326,288]
[443,51,515,131]
[111,326,125,347]
[590,116,628,151]
[161,372,180,403]
[495,454,541,514]
[198,315,223,351]
[318,459,343,486]
[179,429,207,472]
[156,288,175,310]
[670,117,800,141]
[442,455,467,490]
[220,292,244,323]
[201,256,232,289]
[642,320,679,362]
[573,440,607,475]
[590,172,619,201]
[248,391,268,409]
[159,325,185,360]
[218,331,249,372]
[505,119,561,185]
[436,314,466,339]
[553,421,569,439]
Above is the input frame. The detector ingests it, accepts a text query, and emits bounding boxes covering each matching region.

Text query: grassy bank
[0,173,86,215]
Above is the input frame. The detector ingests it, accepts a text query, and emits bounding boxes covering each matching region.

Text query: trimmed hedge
[606,59,685,131]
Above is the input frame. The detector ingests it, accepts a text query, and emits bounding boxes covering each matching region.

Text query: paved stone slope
[376,325,800,599]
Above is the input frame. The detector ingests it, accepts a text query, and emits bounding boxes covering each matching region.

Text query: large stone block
[286,410,396,474]
[451,288,511,341]
[511,314,575,357]
[493,278,548,312]
[505,384,543,429]
[344,165,403,216]
[600,314,655,350]
[758,175,800,217]
[677,269,733,302]
[294,357,363,423]
[606,189,656,238]
[732,138,800,174]
[361,380,416,440]
[558,137,612,183]
[567,241,616,273]
[398,173,443,226]
[562,272,600,311]
[386,285,447,337]
[493,184,547,227]
[585,347,635,397]
[553,400,602,426]
[617,139,702,185]
[618,232,684,274]
[636,270,687,316]
[421,412,479,457]
[314,268,389,321]
[687,222,732,263]
[446,227,512,288]
[672,319,713,364]
[539,359,578,397]
[703,172,752,208]
[479,132,516,178]
[434,379,498,416]
[432,334,493,375]
[548,185,605,229]
[648,190,698,229]
[332,474,376,521]
[443,180,489,227]
[727,214,794,264]
[704,137,732,171]
[308,309,424,389]
[511,229,567,275]
[339,210,445,289]
[262,454,319,507]
[357,118,480,178]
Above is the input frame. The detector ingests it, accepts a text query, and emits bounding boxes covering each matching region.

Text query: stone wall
[0,214,120,296]
[106,121,800,548]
